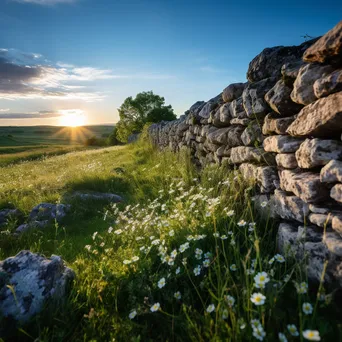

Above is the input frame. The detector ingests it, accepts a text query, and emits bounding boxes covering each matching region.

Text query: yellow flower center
[256,297,261,302]
[260,276,265,281]
[308,332,314,338]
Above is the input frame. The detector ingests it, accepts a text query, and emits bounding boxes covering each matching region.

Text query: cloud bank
[0,110,63,119]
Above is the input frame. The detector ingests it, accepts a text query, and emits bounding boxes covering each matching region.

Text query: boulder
[290,63,334,105]
[242,77,277,118]
[321,160,342,183]
[303,21,342,64]
[265,79,303,116]
[286,92,342,137]
[222,83,246,102]
[219,103,233,124]
[314,69,342,98]
[279,169,329,203]
[189,101,206,114]
[230,97,248,118]
[241,121,263,146]
[257,166,278,193]
[198,94,223,119]
[276,153,298,169]
[281,60,306,85]
[230,146,276,165]
[0,251,74,327]
[263,135,304,153]
[309,213,332,227]
[262,113,296,135]
[207,126,243,146]
[332,215,342,234]
[230,118,251,126]
[28,203,70,223]
[331,184,342,203]
[296,138,342,168]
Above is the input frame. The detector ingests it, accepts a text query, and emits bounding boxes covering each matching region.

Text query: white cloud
[0,108,9,112]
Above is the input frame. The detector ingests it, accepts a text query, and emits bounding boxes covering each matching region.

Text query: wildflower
[238,318,246,330]
[193,265,201,276]
[253,326,266,341]
[206,304,215,313]
[260,201,268,208]
[269,257,275,265]
[195,248,203,259]
[169,229,175,237]
[129,310,137,319]
[179,242,190,253]
[222,309,228,319]
[275,254,285,263]
[225,295,235,307]
[251,319,262,330]
[226,210,235,217]
[114,229,123,235]
[171,249,177,258]
[204,252,212,259]
[167,258,175,266]
[174,291,181,300]
[150,303,160,312]
[247,268,255,275]
[237,219,247,227]
[131,256,139,262]
[203,259,210,267]
[123,260,132,265]
[254,272,270,289]
[230,239,236,246]
[230,264,237,271]
[296,282,308,294]
[302,302,313,315]
[84,245,91,251]
[303,330,321,341]
[213,232,220,238]
[250,293,266,306]
[287,324,299,336]
[187,235,194,241]
[284,274,291,282]
[108,227,113,233]
[175,267,181,275]
[92,232,98,240]
[278,333,288,342]
[151,239,160,246]
[182,258,187,265]
[221,235,228,240]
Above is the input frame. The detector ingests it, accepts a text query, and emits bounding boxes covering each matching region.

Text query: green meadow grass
[0,141,341,341]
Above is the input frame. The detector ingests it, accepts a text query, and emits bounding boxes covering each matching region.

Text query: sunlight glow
[58,109,86,127]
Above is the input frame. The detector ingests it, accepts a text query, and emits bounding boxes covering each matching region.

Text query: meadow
[0,138,341,341]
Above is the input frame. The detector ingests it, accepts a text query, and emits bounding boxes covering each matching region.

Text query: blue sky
[0,0,341,126]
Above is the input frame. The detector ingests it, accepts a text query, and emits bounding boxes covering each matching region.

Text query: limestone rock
[279,169,329,203]
[257,166,278,193]
[331,184,342,203]
[222,83,245,102]
[286,92,342,137]
[207,126,244,146]
[242,77,277,118]
[262,113,295,135]
[219,103,232,124]
[296,138,342,169]
[216,145,231,158]
[321,160,342,183]
[198,94,222,119]
[239,163,258,181]
[247,38,318,82]
[290,64,334,105]
[325,231,342,257]
[309,213,332,227]
[252,194,278,219]
[263,135,304,153]
[230,146,276,165]
[277,222,300,256]
[230,118,251,126]
[309,203,342,214]
[314,69,342,98]
[28,203,70,223]
[274,189,309,222]
[209,108,228,128]
[265,79,303,115]
[332,215,342,234]
[276,153,298,169]
[189,101,205,114]
[0,251,75,326]
[303,21,342,64]
[230,97,247,119]
[241,121,263,146]
[281,60,306,85]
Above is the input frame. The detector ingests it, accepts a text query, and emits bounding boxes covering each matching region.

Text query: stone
[257,166,278,193]
[314,69,342,98]
[219,103,232,124]
[189,101,205,114]
[242,77,277,118]
[321,160,342,183]
[262,113,295,135]
[207,126,243,146]
[198,94,222,119]
[281,60,306,85]
[0,251,74,327]
[265,79,304,116]
[263,135,304,153]
[290,64,334,105]
[331,184,342,203]
[296,138,342,169]
[241,121,263,146]
[230,146,276,165]
[332,215,342,234]
[309,213,332,227]
[286,92,342,137]
[222,83,246,102]
[325,232,342,257]
[209,108,228,127]
[297,225,323,243]
[230,97,248,118]
[279,169,329,203]
[303,21,342,64]
[309,203,342,214]
[216,145,231,158]
[239,163,258,181]
[226,125,245,147]
[252,194,278,219]
[274,189,310,222]
[230,118,251,126]
[276,153,298,169]
[28,203,70,223]
[247,38,318,82]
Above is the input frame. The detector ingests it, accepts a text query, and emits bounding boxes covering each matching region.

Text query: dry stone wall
[149,21,342,288]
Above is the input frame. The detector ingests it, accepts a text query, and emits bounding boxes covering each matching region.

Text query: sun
[59,110,86,127]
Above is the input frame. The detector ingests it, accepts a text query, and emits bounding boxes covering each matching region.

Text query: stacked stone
[149,21,342,287]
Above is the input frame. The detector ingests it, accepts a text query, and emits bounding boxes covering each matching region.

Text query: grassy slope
[0,142,341,341]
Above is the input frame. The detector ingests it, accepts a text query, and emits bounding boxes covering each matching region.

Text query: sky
[0,0,341,126]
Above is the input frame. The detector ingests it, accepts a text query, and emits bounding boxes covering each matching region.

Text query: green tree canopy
[115,91,176,142]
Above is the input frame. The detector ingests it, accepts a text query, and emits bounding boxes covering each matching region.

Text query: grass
[0,141,341,341]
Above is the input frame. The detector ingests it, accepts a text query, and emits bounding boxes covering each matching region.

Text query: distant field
[0,125,114,165]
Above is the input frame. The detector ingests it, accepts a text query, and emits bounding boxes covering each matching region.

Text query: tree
[115,91,176,142]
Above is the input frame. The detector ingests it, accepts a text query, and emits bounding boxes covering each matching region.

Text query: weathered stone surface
[28,203,70,223]
[230,118,251,126]
[314,69,342,98]
[209,108,228,127]
[230,146,276,165]
[265,79,303,115]
[241,121,263,146]
[262,113,295,135]
[276,153,298,169]
[296,138,342,169]
[189,101,205,114]
[257,166,278,193]
[309,213,332,227]
[263,135,304,153]
[303,21,342,64]
[207,126,244,146]
[332,215,342,234]
[321,160,342,183]
[222,83,246,102]
[231,97,247,118]
[331,184,342,204]
[252,194,278,218]
[291,64,334,105]
[247,38,318,82]
[281,60,306,85]
[0,251,75,326]
[226,125,245,147]
[239,163,258,181]
[309,203,342,214]
[242,77,277,117]
[219,103,232,124]
[198,94,222,119]
[325,231,342,257]
[279,169,329,203]
[286,92,342,137]
[277,222,300,256]
[216,145,231,158]
[274,189,309,222]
